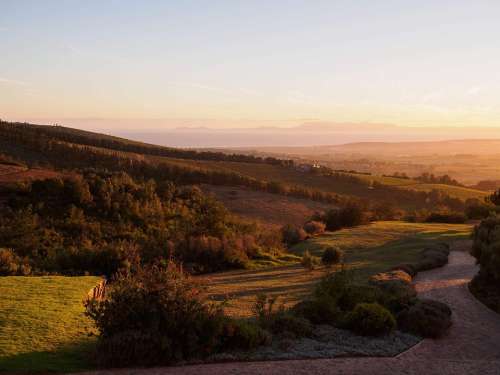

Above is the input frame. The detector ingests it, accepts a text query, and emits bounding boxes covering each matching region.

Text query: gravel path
[80,241,500,375]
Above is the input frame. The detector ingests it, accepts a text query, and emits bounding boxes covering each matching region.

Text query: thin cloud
[0,77,28,86]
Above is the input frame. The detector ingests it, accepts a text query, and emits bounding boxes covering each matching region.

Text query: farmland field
[203,221,472,317]
[0,276,101,373]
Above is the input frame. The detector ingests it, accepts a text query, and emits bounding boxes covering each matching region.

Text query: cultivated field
[202,221,472,317]
[0,276,101,373]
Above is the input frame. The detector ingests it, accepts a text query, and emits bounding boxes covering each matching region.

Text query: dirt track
[80,241,500,375]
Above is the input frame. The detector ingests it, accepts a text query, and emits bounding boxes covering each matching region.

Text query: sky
[1,0,500,130]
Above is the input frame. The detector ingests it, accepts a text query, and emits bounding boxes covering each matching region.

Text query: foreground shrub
[295,270,380,325]
[254,294,312,338]
[85,263,226,367]
[398,299,452,338]
[303,221,326,236]
[301,250,320,270]
[469,274,500,313]
[321,246,343,268]
[416,243,450,272]
[219,319,271,351]
[345,303,396,336]
[369,271,416,313]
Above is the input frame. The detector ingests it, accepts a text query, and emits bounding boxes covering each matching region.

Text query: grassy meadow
[0,276,101,373]
[203,221,472,317]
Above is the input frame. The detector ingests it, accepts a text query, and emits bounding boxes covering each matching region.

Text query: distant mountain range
[13,118,500,148]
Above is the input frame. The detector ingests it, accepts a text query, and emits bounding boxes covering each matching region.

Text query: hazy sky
[2,0,500,129]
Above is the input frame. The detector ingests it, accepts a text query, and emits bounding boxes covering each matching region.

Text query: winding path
[81,241,500,375]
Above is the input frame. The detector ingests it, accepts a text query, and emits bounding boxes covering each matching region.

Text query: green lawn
[291,221,472,281]
[204,221,472,317]
[0,276,101,373]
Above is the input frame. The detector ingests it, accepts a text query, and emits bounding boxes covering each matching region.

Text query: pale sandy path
[79,241,500,375]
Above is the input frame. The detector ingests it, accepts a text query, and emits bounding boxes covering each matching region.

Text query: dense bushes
[0,248,31,275]
[303,221,326,236]
[425,211,467,224]
[85,263,227,366]
[416,243,450,272]
[0,172,283,275]
[321,246,343,268]
[470,213,500,312]
[281,224,307,247]
[253,294,313,338]
[345,303,396,336]
[398,299,452,338]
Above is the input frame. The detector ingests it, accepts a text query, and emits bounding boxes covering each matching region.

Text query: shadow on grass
[0,341,97,374]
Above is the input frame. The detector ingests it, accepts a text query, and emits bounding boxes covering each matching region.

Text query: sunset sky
[2,0,500,129]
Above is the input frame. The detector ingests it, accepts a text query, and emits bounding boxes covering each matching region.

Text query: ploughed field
[201,221,472,317]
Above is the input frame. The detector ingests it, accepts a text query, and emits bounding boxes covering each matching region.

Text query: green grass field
[291,221,472,281]
[0,276,101,373]
[204,221,472,317]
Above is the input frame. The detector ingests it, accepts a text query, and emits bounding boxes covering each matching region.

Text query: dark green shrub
[324,203,365,231]
[469,274,500,313]
[416,243,450,272]
[321,246,343,268]
[292,295,340,325]
[295,270,377,325]
[336,284,381,312]
[281,224,308,247]
[398,299,452,338]
[370,271,416,313]
[425,212,466,224]
[85,262,226,366]
[253,294,313,338]
[303,221,326,236]
[465,203,491,220]
[266,313,313,338]
[219,319,271,351]
[345,303,396,336]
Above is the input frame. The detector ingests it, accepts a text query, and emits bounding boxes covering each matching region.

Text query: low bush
[416,243,450,272]
[398,299,452,338]
[281,224,308,247]
[322,203,366,231]
[301,250,320,270]
[253,294,312,338]
[469,274,500,313]
[425,212,467,224]
[85,262,227,367]
[321,246,343,268]
[345,303,396,336]
[370,270,416,313]
[295,270,381,325]
[303,221,326,236]
[219,319,271,351]
[292,295,340,325]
